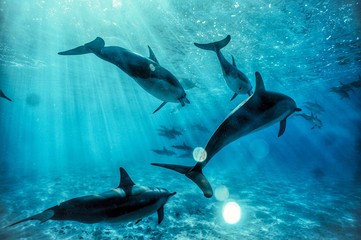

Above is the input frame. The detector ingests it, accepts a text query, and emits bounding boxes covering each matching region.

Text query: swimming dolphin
[303,101,325,114]
[0,89,12,102]
[152,72,301,198]
[194,35,252,101]
[152,147,176,156]
[295,112,322,129]
[7,168,176,227]
[157,126,183,140]
[350,74,361,88]
[171,142,193,151]
[58,37,190,113]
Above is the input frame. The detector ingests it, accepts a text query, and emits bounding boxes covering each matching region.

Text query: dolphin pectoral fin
[230,92,238,101]
[153,102,167,114]
[0,90,12,102]
[7,210,54,227]
[58,37,105,55]
[135,219,142,224]
[157,206,164,224]
[278,119,287,137]
[194,35,231,52]
[231,55,237,67]
[147,46,159,64]
[151,163,213,198]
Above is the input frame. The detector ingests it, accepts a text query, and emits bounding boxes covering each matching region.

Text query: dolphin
[157,126,183,140]
[7,168,176,227]
[0,89,12,102]
[152,72,301,198]
[350,74,361,88]
[171,142,193,151]
[194,35,252,101]
[295,112,322,129]
[58,37,190,113]
[304,101,325,114]
[152,147,176,156]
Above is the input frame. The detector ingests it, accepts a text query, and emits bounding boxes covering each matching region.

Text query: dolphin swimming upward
[58,37,190,113]
[0,89,12,102]
[7,168,176,227]
[152,72,301,198]
[194,35,252,101]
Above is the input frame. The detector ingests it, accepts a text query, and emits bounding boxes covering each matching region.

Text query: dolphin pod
[58,37,190,113]
[7,168,175,227]
[194,35,253,101]
[6,35,301,229]
[152,72,301,198]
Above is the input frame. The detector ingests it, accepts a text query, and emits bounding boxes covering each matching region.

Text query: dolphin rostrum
[152,72,301,198]
[194,35,252,101]
[0,89,12,102]
[58,37,190,113]
[7,168,176,227]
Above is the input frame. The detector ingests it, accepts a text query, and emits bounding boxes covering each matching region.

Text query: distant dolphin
[152,147,176,156]
[171,142,193,151]
[194,35,252,101]
[0,89,12,102]
[58,37,190,113]
[152,72,301,198]
[295,112,322,129]
[7,168,176,227]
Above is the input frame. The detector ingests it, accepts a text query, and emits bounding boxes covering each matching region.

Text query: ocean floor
[0,169,360,240]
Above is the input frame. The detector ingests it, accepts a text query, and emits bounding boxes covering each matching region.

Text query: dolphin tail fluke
[194,35,231,52]
[58,37,105,55]
[151,163,213,198]
[7,210,54,227]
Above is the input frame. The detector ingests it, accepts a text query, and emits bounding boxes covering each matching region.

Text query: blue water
[0,0,360,239]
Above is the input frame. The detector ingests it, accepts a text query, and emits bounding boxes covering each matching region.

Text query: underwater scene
[0,0,360,239]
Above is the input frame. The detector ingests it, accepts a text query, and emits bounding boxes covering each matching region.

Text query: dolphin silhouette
[152,72,301,198]
[58,37,190,113]
[194,35,252,101]
[152,147,176,156]
[0,89,12,102]
[7,168,176,227]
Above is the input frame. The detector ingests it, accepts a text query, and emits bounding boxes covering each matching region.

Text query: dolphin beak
[169,192,176,197]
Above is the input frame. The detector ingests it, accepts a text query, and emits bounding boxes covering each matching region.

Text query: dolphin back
[194,35,231,52]
[58,37,105,55]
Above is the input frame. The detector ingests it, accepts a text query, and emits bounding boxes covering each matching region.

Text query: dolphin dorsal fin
[148,46,159,64]
[118,167,135,188]
[255,72,266,93]
[231,55,236,67]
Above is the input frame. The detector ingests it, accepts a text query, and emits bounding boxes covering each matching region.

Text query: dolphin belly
[133,77,183,103]
[224,73,252,95]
